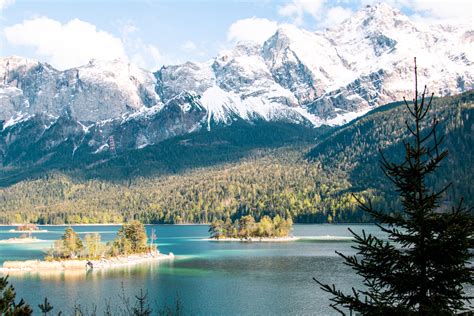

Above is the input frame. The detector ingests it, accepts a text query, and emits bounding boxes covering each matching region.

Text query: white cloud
[4,17,170,70]
[408,0,473,23]
[0,0,15,10]
[320,6,354,29]
[4,17,126,70]
[277,0,353,29]
[119,21,166,70]
[278,0,326,25]
[130,41,164,70]
[277,0,471,29]
[360,0,472,24]
[181,40,197,51]
[227,17,278,44]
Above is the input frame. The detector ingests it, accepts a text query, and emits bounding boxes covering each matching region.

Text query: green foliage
[62,227,84,257]
[0,147,368,225]
[209,214,293,239]
[83,233,104,259]
[112,221,149,255]
[47,227,84,259]
[132,290,151,316]
[315,61,474,315]
[237,215,256,239]
[0,276,32,315]
[47,223,155,260]
[208,219,225,239]
[38,298,53,316]
[309,90,474,212]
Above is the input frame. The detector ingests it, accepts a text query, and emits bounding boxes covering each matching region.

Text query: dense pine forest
[0,91,472,224]
[0,147,369,224]
[309,90,473,210]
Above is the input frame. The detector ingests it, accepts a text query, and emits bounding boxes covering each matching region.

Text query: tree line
[46,221,155,260]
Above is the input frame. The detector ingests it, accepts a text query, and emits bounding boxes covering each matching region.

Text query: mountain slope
[308,89,474,208]
[0,119,325,186]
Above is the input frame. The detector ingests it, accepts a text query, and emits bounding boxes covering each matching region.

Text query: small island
[0,221,173,272]
[9,224,48,233]
[0,237,45,244]
[208,215,295,241]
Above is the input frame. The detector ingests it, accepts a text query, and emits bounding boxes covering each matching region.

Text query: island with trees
[0,221,173,272]
[208,215,295,241]
[8,224,48,233]
[0,224,48,244]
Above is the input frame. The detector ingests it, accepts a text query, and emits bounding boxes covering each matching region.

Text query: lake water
[0,224,466,315]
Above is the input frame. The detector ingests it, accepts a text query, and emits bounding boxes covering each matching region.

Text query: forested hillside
[0,147,373,224]
[0,120,326,186]
[309,90,474,210]
[0,91,471,224]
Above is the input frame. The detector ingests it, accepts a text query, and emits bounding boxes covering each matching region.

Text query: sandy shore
[0,252,174,273]
[206,236,299,242]
[0,237,47,244]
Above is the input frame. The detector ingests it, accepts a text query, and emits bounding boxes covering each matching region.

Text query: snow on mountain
[311,3,473,113]
[0,57,161,123]
[0,3,472,161]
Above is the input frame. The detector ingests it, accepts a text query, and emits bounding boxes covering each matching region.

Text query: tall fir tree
[315,58,473,315]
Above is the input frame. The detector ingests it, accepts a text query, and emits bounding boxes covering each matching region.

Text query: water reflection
[2,224,466,315]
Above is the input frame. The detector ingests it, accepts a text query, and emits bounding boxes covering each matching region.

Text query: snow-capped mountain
[0,3,472,166]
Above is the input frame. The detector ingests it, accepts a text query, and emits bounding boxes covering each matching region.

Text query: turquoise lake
[0,224,468,315]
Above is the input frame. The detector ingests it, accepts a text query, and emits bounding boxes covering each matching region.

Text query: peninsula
[0,221,174,272]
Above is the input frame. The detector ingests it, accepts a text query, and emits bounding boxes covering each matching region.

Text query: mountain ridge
[0,3,472,173]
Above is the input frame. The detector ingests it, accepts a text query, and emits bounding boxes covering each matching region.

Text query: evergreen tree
[0,276,32,315]
[61,227,84,258]
[132,290,152,316]
[315,58,474,315]
[208,219,225,239]
[114,221,148,254]
[237,215,256,239]
[38,297,53,316]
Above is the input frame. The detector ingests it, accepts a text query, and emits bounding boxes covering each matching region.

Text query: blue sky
[0,0,472,70]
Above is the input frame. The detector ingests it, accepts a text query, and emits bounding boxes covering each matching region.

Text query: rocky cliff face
[0,3,472,167]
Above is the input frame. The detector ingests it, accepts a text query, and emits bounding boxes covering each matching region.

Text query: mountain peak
[272,24,311,41]
[363,2,403,15]
[336,2,413,34]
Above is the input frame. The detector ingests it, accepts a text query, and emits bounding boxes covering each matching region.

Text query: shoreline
[205,236,299,242]
[0,252,174,273]
[0,237,47,244]
[0,223,377,227]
